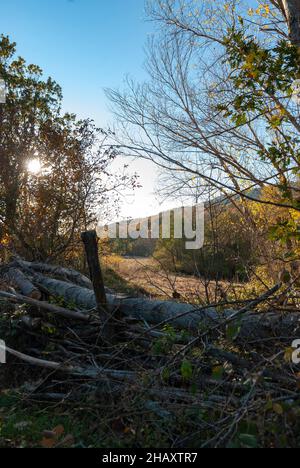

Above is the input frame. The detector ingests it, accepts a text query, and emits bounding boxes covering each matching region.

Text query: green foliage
[153,326,177,355]
[221,27,300,211]
[108,237,156,258]
[212,365,225,381]
[155,205,254,281]
[180,360,193,381]
[231,433,258,449]
[226,320,242,342]
[269,219,300,244]
[0,35,133,263]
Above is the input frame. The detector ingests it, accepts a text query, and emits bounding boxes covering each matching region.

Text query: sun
[27,159,42,175]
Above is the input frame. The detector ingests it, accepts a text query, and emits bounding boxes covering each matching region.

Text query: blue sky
[1,1,261,219]
[0,0,149,121]
[0,0,165,218]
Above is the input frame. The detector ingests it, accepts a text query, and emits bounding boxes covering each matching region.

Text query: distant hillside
[101,188,262,258]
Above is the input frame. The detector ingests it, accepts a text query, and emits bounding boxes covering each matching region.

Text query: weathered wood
[5,345,66,371]
[81,230,107,313]
[5,347,231,410]
[12,259,93,290]
[5,345,136,381]
[4,267,41,300]
[25,274,300,340]
[33,274,98,309]
[0,290,89,322]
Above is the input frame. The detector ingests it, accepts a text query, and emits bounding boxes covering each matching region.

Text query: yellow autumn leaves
[248,3,271,18]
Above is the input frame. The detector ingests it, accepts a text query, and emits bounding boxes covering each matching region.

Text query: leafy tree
[108,0,300,279]
[0,35,134,262]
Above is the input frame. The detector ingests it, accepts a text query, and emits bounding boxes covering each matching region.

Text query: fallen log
[12,259,93,290]
[0,291,89,322]
[27,274,300,339]
[3,267,41,300]
[21,272,223,326]
[32,274,97,309]
[174,284,282,355]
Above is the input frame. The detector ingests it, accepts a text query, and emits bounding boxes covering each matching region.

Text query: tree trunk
[33,274,97,309]
[282,0,300,47]
[29,274,300,340]
[12,259,93,290]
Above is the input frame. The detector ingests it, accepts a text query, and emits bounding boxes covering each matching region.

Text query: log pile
[0,232,300,447]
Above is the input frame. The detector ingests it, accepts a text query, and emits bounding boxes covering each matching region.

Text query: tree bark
[33,274,98,309]
[27,274,300,340]
[4,267,41,300]
[282,0,300,47]
[12,259,93,290]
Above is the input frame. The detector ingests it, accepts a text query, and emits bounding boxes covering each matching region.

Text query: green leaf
[238,433,258,448]
[162,367,170,382]
[212,365,224,381]
[226,321,241,341]
[181,360,193,381]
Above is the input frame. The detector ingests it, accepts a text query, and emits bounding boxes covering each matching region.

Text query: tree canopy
[0,35,136,262]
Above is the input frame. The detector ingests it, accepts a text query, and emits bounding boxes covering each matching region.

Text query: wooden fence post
[81,230,107,315]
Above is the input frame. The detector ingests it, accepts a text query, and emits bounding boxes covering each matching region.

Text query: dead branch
[0,291,89,322]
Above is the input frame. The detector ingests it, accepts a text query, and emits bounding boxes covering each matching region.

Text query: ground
[103,256,240,303]
[1,257,300,449]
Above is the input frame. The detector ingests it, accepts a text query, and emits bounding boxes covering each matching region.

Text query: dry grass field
[103,255,242,304]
